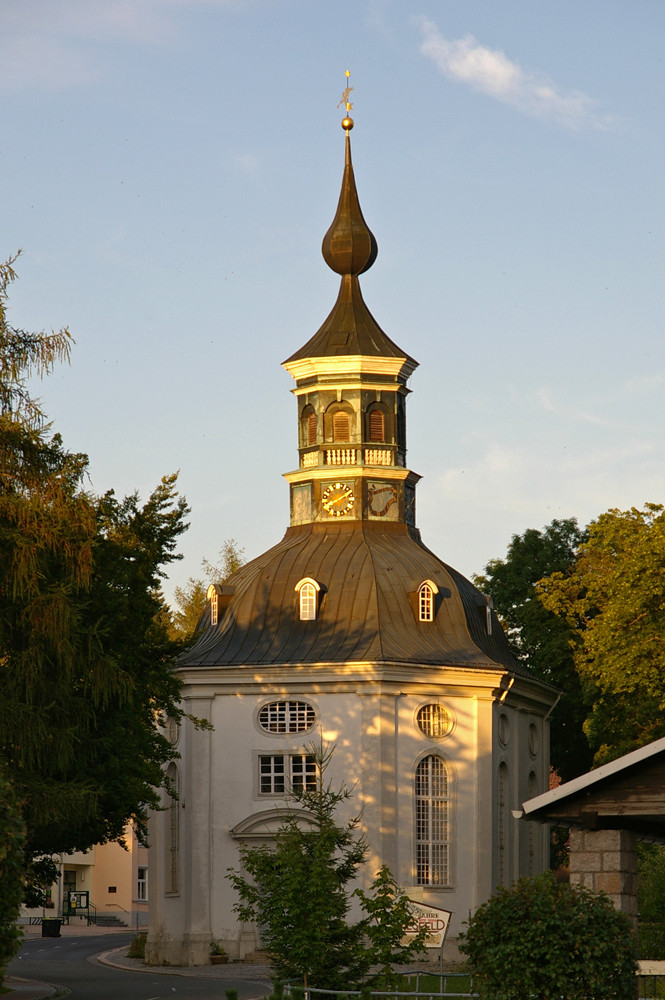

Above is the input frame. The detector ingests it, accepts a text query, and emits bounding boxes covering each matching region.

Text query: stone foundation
[568,828,638,927]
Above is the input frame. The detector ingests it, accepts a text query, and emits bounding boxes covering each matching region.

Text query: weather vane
[338,70,354,131]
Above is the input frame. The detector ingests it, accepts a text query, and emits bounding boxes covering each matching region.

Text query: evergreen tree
[171,538,245,640]
[0,254,189,877]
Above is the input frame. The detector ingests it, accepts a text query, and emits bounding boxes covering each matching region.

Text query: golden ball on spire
[342,116,354,131]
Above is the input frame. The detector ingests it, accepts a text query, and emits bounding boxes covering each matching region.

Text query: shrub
[460,871,638,1000]
[128,933,146,960]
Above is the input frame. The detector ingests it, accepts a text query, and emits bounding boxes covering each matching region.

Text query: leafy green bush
[128,933,147,960]
[460,871,638,1000]
[0,770,25,986]
[639,843,665,959]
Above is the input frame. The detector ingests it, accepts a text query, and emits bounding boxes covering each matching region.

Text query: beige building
[147,117,557,966]
[23,826,148,929]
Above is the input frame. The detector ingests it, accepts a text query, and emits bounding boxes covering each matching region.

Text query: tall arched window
[497,762,509,888]
[207,584,219,626]
[166,763,179,894]
[333,411,350,442]
[368,409,385,442]
[415,755,451,886]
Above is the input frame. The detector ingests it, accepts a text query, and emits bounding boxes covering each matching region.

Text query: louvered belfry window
[369,409,384,442]
[333,411,350,442]
[416,755,450,886]
[307,411,317,445]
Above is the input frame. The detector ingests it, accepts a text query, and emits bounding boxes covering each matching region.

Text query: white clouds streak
[417,17,610,130]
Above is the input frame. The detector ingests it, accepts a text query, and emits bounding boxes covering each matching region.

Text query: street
[8,933,272,1000]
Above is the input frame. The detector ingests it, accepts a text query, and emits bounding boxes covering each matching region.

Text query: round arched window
[416,703,452,738]
[258,701,316,734]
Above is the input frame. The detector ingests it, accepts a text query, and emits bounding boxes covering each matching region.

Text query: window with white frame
[295,578,321,621]
[258,701,315,734]
[137,866,148,901]
[207,584,219,626]
[418,580,438,622]
[259,753,317,794]
[415,755,451,886]
[417,703,452,738]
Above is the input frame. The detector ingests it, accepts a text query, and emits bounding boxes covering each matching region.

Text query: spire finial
[338,70,354,132]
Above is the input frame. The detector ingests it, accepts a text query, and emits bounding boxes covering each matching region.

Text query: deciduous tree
[171,538,245,640]
[539,504,665,765]
[474,518,592,780]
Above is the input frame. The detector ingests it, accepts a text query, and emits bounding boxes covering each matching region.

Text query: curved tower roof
[181,109,525,679]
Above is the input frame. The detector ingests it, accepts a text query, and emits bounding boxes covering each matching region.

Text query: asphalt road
[8,934,272,1000]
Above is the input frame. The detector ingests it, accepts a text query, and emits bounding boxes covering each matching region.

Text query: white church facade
[147,113,556,966]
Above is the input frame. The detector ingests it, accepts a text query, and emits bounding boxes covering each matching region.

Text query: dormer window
[207,584,219,626]
[418,580,439,622]
[295,577,321,621]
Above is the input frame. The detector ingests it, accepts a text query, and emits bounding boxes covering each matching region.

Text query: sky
[3,0,665,600]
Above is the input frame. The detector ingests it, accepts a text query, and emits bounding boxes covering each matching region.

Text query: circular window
[259,701,316,734]
[416,703,452,738]
[165,717,180,746]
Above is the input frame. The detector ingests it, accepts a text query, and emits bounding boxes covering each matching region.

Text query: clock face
[321,482,355,517]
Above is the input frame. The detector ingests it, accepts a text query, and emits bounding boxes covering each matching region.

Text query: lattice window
[166,763,179,894]
[417,704,452,738]
[299,583,316,620]
[258,701,316,734]
[419,583,434,622]
[259,753,317,794]
[416,755,450,886]
[369,409,385,442]
[137,866,148,901]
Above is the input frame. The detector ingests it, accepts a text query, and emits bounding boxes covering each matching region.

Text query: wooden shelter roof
[518,737,665,840]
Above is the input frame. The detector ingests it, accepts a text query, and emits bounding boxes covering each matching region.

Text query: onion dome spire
[284,77,416,368]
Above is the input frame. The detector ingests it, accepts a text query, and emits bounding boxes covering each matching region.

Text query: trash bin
[41,919,62,938]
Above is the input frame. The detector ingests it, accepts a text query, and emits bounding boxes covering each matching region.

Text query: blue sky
[3,0,665,598]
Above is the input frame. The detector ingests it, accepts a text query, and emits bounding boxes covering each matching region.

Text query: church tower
[283,114,420,532]
[147,102,557,968]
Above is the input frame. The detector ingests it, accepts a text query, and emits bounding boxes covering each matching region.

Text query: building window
[259,753,317,794]
[416,755,450,886]
[333,410,350,442]
[207,584,219,626]
[418,581,438,622]
[417,704,452,738]
[137,866,148,901]
[258,701,316,734]
[497,762,509,887]
[166,763,179,894]
[308,411,317,445]
[368,409,385,442]
[295,577,321,620]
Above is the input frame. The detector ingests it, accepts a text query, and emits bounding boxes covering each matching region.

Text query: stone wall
[568,828,638,926]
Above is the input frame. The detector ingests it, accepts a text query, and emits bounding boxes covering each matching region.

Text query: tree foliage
[0,255,190,873]
[474,518,592,780]
[228,743,426,989]
[171,538,245,640]
[460,871,638,1000]
[539,504,665,764]
[0,768,25,984]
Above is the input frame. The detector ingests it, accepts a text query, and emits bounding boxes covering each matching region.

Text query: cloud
[417,17,611,130]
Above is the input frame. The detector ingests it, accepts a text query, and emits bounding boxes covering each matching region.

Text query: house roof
[517,736,665,839]
[179,520,540,674]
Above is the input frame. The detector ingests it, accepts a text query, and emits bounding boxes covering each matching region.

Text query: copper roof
[180,521,526,672]
[283,131,416,368]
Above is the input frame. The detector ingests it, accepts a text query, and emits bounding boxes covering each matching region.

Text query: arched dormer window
[206,583,219,626]
[295,577,321,621]
[418,580,439,622]
[369,408,385,442]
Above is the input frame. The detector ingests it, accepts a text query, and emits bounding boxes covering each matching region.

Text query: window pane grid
[419,585,434,622]
[258,701,316,733]
[417,704,450,738]
[415,755,450,887]
[260,753,316,794]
